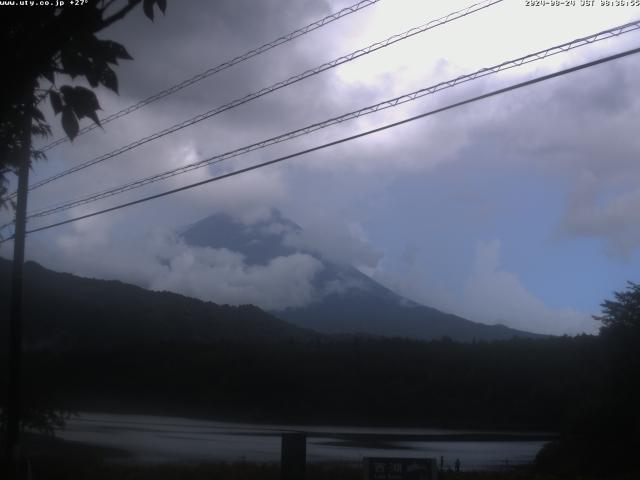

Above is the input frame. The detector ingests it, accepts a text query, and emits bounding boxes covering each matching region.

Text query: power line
[37,0,384,153]
[19,0,503,196]
[20,19,640,222]
[3,45,637,242]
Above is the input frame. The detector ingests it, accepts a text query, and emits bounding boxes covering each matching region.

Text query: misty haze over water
[57,413,550,470]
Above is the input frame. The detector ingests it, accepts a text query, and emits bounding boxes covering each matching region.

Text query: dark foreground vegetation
[24,461,640,480]
[12,435,640,480]
[0,329,638,477]
[1,337,602,429]
[13,435,358,480]
[1,278,639,477]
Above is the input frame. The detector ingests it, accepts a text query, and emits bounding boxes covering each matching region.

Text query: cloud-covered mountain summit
[181,209,303,265]
[180,209,540,341]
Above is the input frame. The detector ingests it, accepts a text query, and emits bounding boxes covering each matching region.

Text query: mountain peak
[181,209,301,265]
[178,210,543,341]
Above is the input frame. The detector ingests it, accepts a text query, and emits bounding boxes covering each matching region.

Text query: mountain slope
[277,263,529,341]
[181,210,543,341]
[0,258,317,349]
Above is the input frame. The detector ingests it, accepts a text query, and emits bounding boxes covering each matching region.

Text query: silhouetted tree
[596,281,640,444]
[594,281,640,392]
[0,0,167,209]
[595,281,640,333]
[0,0,168,439]
[537,282,640,476]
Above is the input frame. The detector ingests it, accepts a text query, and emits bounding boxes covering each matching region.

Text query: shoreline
[32,432,639,479]
[48,411,550,471]
[60,408,560,438]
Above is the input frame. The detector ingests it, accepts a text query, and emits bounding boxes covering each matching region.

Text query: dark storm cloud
[2,1,639,334]
[103,0,333,104]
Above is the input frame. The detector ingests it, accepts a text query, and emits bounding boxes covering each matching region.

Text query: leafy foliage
[594,281,640,333]
[0,0,167,208]
[57,85,103,140]
[536,282,640,476]
[0,0,168,435]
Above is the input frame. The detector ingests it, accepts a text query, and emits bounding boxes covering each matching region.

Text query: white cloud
[461,240,594,335]
[20,226,323,311]
[373,240,595,336]
[2,0,637,340]
[150,245,323,311]
[557,171,640,259]
[284,215,382,269]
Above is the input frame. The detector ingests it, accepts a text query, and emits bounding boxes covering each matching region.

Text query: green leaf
[31,124,52,138]
[84,35,116,65]
[86,110,102,127]
[59,85,75,105]
[143,0,155,21]
[86,71,100,88]
[60,49,89,79]
[73,87,100,111]
[85,37,132,66]
[66,87,102,127]
[59,85,74,102]
[105,40,133,61]
[50,91,63,115]
[100,67,118,93]
[61,108,79,141]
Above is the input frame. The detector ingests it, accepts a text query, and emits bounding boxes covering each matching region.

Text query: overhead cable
[2,45,637,242]
[37,0,385,153]
[21,19,640,221]
[20,0,503,195]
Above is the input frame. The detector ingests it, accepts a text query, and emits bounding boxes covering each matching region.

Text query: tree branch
[101,0,121,13]
[100,0,142,31]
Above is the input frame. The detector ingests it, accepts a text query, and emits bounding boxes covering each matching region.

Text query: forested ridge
[1,260,638,475]
[1,336,601,430]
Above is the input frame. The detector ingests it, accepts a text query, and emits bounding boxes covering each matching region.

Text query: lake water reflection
[57,413,552,470]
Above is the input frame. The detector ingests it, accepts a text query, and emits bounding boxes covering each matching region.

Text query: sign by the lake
[363,457,438,480]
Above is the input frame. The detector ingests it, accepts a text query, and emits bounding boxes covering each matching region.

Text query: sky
[2,0,640,335]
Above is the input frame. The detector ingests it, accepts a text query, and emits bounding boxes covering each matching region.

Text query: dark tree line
[537,282,640,476]
[0,336,603,430]
[1,282,639,476]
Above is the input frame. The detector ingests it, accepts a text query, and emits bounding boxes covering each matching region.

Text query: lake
[56,412,553,470]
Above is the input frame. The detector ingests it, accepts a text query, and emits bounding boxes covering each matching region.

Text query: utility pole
[5,88,33,476]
